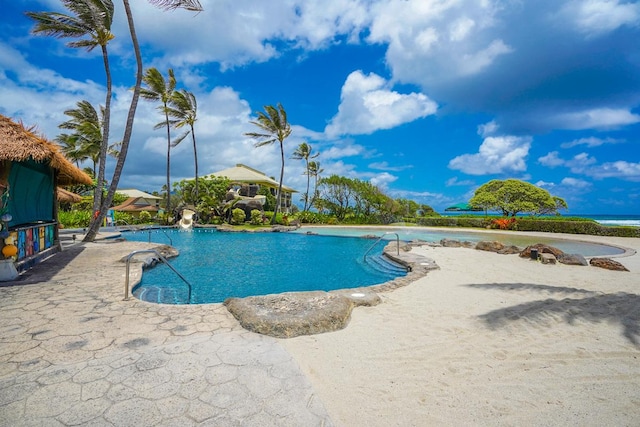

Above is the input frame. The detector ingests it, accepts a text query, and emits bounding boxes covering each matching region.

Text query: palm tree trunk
[84,0,143,242]
[165,110,171,223]
[191,125,199,203]
[91,40,112,217]
[304,158,310,211]
[272,140,284,225]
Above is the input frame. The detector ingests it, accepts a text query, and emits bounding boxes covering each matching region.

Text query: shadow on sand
[469,283,640,346]
[0,245,86,287]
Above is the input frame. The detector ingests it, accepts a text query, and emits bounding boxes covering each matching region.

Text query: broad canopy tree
[469,179,568,217]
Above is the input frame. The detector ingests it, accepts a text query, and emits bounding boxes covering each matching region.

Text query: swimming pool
[125,229,407,304]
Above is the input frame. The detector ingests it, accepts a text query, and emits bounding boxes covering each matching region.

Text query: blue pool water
[125,229,407,304]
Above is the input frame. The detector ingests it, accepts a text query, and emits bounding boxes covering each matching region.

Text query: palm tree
[292,142,318,212]
[308,160,324,210]
[245,104,292,224]
[167,89,200,203]
[140,67,177,220]
[57,100,121,178]
[26,0,115,215]
[58,100,102,176]
[80,0,202,242]
[56,133,88,168]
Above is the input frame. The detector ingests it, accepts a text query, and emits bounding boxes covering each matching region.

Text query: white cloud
[321,143,370,160]
[369,161,413,172]
[538,151,565,167]
[566,152,598,173]
[477,120,499,137]
[561,177,592,189]
[370,172,398,188]
[458,39,513,76]
[324,70,437,137]
[559,0,640,36]
[585,161,640,181]
[448,135,532,175]
[560,136,624,148]
[551,108,640,130]
[446,177,475,186]
[449,17,476,42]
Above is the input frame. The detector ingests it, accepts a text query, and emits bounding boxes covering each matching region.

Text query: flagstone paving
[0,238,332,426]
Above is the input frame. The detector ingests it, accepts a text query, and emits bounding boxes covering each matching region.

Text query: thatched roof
[112,197,159,213]
[57,187,82,203]
[0,114,93,186]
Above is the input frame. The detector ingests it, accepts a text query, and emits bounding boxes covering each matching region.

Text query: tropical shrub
[58,210,92,228]
[491,218,517,230]
[138,211,152,223]
[231,208,246,225]
[250,209,263,225]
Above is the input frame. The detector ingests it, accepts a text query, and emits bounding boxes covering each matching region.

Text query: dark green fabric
[7,159,54,227]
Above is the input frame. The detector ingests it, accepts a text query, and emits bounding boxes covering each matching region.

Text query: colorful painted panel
[13,223,57,261]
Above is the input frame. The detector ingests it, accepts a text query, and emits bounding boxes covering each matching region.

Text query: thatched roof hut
[0,114,92,186]
[0,114,93,275]
[57,187,83,203]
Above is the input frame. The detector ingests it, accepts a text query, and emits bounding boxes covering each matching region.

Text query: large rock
[520,244,564,259]
[475,241,505,253]
[440,238,476,248]
[589,258,629,271]
[557,253,588,266]
[224,291,355,338]
[498,245,522,255]
[234,199,264,219]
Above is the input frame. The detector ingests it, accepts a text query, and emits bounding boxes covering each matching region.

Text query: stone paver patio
[0,239,332,426]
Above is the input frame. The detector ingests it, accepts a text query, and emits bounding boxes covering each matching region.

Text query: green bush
[58,210,92,228]
[138,211,152,223]
[250,209,263,225]
[231,208,246,225]
[294,211,341,224]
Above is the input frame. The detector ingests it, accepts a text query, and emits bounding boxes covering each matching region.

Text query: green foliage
[257,186,276,211]
[111,192,128,207]
[231,208,246,225]
[250,209,263,225]
[264,211,286,225]
[174,176,229,206]
[138,210,152,223]
[294,211,331,224]
[469,179,568,216]
[58,210,92,228]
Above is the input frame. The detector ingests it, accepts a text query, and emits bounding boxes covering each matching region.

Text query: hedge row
[416,217,640,238]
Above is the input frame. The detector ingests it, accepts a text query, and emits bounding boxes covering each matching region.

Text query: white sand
[282,232,640,426]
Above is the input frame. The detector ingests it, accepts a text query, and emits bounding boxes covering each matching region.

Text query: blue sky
[2,0,640,214]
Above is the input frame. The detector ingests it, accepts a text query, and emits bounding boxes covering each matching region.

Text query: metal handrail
[145,229,173,246]
[123,249,191,303]
[363,232,400,261]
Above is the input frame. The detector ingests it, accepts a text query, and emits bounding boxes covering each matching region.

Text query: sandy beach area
[282,232,640,426]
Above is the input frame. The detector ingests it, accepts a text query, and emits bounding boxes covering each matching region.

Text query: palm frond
[148,0,203,12]
[171,131,191,147]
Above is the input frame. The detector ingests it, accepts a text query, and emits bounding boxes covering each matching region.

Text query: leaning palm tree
[308,160,324,210]
[26,0,115,215]
[58,100,103,176]
[167,89,200,203]
[245,104,292,224]
[57,100,121,177]
[292,142,318,211]
[140,67,177,220]
[83,0,203,242]
[56,133,88,168]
